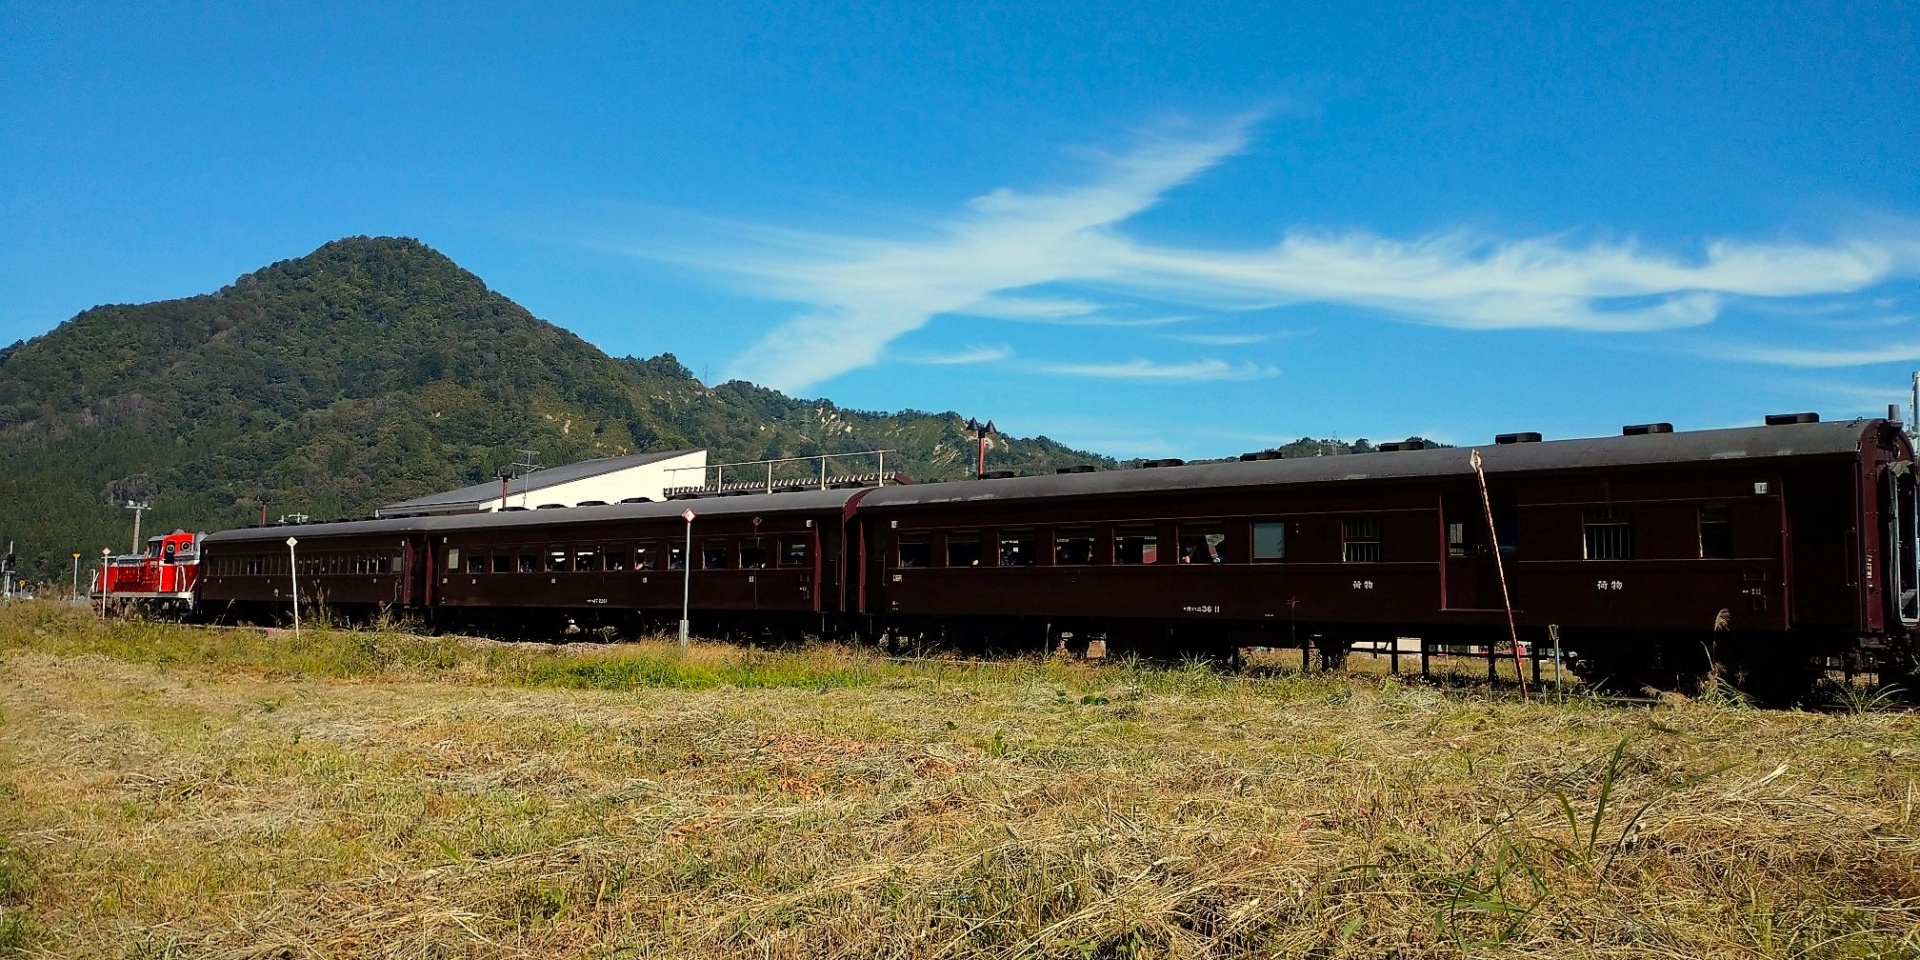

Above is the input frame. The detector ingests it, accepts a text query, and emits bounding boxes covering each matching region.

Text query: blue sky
[4,2,1918,458]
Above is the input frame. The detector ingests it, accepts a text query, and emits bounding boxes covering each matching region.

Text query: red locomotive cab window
[1114,527,1158,564]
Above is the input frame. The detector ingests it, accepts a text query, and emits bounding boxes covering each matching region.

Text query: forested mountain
[0,237,1108,582]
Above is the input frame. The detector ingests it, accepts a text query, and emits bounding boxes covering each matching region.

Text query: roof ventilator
[1495,432,1542,445]
[1378,440,1428,452]
[1764,412,1820,426]
[1622,423,1674,436]
[1239,451,1283,461]
[1141,458,1186,468]
[618,496,652,504]
[1055,465,1097,474]
[981,470,1018,480]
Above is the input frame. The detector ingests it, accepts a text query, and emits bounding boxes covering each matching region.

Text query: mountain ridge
[0,237,1110,581]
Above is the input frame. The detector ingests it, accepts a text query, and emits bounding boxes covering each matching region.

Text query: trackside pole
[679,508,695,654]
[1470,450,1528,698]
[287,537,301,638]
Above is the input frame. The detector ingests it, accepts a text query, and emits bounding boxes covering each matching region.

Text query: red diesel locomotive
[179,414,1915,702]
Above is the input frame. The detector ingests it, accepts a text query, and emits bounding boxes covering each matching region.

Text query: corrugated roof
[376,448,700,515]
[857,419,1889,511]
[207,486,865,545]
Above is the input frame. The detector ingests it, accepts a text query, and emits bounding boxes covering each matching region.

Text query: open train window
[1583,507,1633,560]
[574,547,600,572]
[668,545,685,570]
[1698,504,1733,559]
[465,555,486,574]
[492,554,511,573]
[703,543,731,569]
[1115,527,1158,564]
[897,535,932,568]
[1342,518,1381,563]
[1000,530,1037,567]
[740,545,768,569]
[517,553,536,573]
[945,534,981,567]
[547,549,569,572]
[1178,523,1225,564]
[605,548,629,571]
[635,544,658,570]
[781,539,810,566]
[1253,522,1287,561]
[1055,529,1095,565]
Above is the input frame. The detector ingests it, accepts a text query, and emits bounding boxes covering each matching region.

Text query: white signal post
[72,552,81,601]
[679,507,695,653]
[287,536,301,638]
[99,547,111,616]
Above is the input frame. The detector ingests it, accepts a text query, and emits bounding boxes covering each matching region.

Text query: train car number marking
[1350,580,1375,590]
[1182,604,1220,614]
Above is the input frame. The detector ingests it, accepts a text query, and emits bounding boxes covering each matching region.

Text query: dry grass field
[1,601,1917,959]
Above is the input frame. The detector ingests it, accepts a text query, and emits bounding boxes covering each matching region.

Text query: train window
[517,553,537,573]
[1055,529,1095,565]
[491,554,510,573]
[1114,527,1158,564]
[668,545,686,570]
[389,554,402,573]
[703,543,731,569]
[465,555,486,574]
[636,544,659,570]
[946,534,982,567]
[740,545,769,569]
[547,550,569,572]
[1342,518,1382,563]
[606,548,629,571]
[1000,530,1037,566]
[1253,522,1287,560]
[897,535,932,568]
[1178,524,1226,564]
[1447,523,1468,557]
[1583,507,1634,560]
[1699,504,1733,559]
[781,539,810,566]
[447,548,461,573]
[574,548,601,572]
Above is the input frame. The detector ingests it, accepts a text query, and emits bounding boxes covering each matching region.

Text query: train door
[1441,490,1502,609]
[1786,467,1856,628]
[1884,462,1918,627]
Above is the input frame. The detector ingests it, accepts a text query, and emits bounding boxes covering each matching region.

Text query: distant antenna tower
[1910,370,1917,435]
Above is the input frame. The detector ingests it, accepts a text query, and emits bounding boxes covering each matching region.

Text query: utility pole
[72,552,81,600]
[514,450,540,508]
[287,537,301,638]
[126,500,150,554]
[2,541,13,601]
[679,507,695,653]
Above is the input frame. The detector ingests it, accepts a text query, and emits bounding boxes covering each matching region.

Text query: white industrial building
[375,449,709,518]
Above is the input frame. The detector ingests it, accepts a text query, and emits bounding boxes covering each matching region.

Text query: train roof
[202,486,866,545]
[859,418,1897,510]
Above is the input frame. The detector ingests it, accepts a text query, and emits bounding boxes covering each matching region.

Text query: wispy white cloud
[1700,340,1920,367]
[1164,330,1308,345]
[639,118,1920,392]
[1027,358,1278,381]
[900,344,1013,365]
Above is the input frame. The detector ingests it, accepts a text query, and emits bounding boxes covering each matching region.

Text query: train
[99,413,1919,703]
